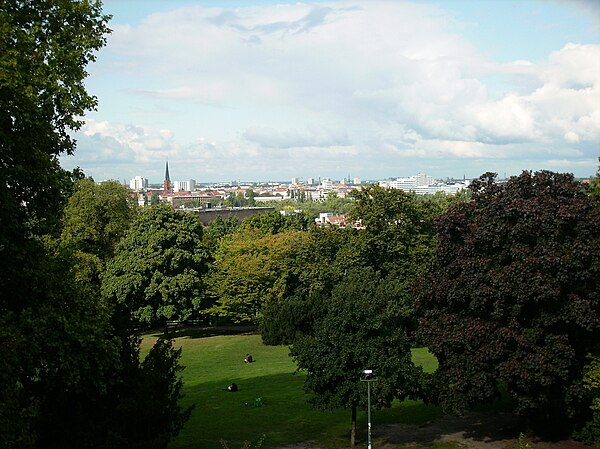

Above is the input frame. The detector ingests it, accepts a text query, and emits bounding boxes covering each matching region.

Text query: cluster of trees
[1,3,190,448]
[25,158,600,448]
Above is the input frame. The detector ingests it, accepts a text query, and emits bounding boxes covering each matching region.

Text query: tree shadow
[148,325,259,340]
[375,408,524,447]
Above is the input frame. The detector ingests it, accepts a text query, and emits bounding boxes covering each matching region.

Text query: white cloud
[243,125,350,148]
[69,1,600,181]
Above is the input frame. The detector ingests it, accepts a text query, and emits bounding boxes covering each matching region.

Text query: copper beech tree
[414,171,600,433]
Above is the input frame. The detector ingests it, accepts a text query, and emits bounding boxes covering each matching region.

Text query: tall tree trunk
[350,404,357,448]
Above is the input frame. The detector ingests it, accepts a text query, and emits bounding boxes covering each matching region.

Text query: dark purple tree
[414,170,600,433]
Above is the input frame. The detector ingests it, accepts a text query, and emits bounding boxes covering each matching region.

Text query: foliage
[258,184,452,345]
[223,190,256,207]
[0,1,112,446]
[203,216,240,253]
[61,178,134,258]
[414,171,600,433]
[241,210,311,234]
[573,353,600,447]
[518,433,534,449]
[102,205,209,327]
[60,178,135,285]
[348,185,440,281]
[258,226,361,345]
[259,191,354,219]
[290,267,423,447]
[207,228,310,323]
[588,158,600,200]
[0,2,193,448]
[104,338,193,449]
[259,292,327,346]
[0,242,120,449]
[0,0,110,243]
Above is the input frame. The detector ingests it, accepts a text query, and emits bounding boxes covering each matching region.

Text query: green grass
[144,331,444,449]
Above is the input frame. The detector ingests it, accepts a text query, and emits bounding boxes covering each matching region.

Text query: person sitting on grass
[244,353,253,363]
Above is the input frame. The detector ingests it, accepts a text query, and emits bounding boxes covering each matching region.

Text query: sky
[60,0,600,184]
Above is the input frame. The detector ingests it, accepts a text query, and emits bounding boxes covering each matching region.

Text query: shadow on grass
[147,325,259,340]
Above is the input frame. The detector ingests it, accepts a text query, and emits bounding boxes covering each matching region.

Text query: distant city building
[291,177,301,185]
[380,173,468,195]
[321,178,333,189]
[353,177,361,185]
[129,175,148,191]
[306,177,314,185]
[383,173,434,190]
[173,180,190,192]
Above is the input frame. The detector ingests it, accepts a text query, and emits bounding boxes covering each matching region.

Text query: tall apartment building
[173,179,196,192]
[129,175,148,191]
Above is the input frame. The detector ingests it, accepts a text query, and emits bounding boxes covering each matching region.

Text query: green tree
[291,268,422,448]
[348,185,439,281]
[202,216,240,253]
[0,3,193,448]
[0,1,111,446]
[259,188,456,347]
[60,178,134,285]
[259,226,363,345]
[102,205,209,330]
[103,338,193,449]
[588,157,600,200]
[574,353,600,446]
[241,210,310,234]
[414,171,600,433]
[207,228,309,323]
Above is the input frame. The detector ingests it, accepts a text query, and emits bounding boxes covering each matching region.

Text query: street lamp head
[362,369,373,380]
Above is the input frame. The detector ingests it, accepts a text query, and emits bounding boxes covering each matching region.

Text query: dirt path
[278,412,595,449]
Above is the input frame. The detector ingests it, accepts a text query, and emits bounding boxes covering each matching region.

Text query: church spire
[163,161,172,194]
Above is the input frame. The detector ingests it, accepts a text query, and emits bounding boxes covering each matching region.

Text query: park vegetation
[2,1,600,448]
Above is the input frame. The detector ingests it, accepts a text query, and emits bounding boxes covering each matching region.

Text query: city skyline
[60,0,600,183]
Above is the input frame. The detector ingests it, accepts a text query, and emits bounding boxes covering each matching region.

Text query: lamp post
[360,369,376,449]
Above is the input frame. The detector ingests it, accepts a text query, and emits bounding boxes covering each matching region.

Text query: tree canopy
[291,267,422,448]
[207,228,310,323]
[102,205,209,327]
[0,2,112,446]
[414,171,600,432]
[61,179,134,259]
[348,185,440,281]
[60,178,135,285]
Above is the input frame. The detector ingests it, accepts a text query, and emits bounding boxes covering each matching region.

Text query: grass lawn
[142,330,443,449]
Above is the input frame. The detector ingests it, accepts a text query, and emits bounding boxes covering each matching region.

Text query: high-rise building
[173,181,185,192]
[129,175,147,191]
